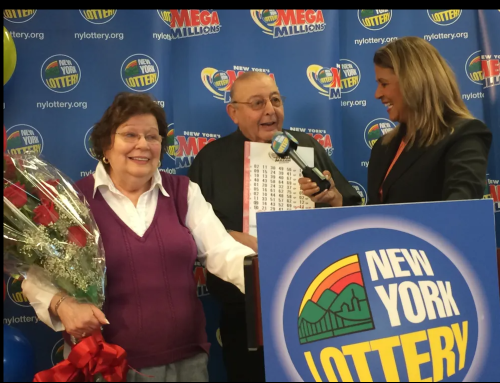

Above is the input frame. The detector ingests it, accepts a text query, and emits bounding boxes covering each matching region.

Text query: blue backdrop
[3,9,499,381]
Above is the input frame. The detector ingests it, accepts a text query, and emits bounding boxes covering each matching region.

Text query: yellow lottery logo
[41,54,81,93]
[121,54,159,92]
[349,181,367,205]
[3,9,36,23]
[6,124,44,155]
[358,10,392,30]
[465,51,483,85]
[79,9,117,24]
[427,9,462,26]
[7,276,30,307]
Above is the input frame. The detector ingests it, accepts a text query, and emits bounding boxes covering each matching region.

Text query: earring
[157,160,161,168]
[102,157,109,164]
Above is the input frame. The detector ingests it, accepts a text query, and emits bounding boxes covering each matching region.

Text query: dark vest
[70,173,209,369]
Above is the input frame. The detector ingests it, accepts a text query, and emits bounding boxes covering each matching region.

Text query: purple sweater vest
[72,173,209,369]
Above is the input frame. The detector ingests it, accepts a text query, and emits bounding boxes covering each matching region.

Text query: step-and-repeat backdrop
[3,9,499,381]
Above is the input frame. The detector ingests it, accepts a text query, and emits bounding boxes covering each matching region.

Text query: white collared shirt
[22,162,255,332]
[93,161,170,237]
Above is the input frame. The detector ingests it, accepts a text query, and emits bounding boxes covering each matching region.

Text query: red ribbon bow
[33,331,129,382]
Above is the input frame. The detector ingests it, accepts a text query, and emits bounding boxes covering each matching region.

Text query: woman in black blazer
[300,36,492,205]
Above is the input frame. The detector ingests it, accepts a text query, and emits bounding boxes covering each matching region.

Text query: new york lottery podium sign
[256,199,500,382]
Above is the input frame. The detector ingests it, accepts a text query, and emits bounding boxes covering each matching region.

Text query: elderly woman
[22,92,256,382]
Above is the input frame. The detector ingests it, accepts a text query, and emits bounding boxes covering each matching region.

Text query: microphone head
[283,131,299,150]
[271,131,290,157]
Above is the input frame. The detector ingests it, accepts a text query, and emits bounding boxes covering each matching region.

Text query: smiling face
[104,114,162,181]
[226,74,284,143]
[374,65,408,124]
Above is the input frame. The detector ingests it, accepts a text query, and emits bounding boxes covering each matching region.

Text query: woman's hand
[50,294,109,340]
[298,170,343,207]
[228,231,258,253]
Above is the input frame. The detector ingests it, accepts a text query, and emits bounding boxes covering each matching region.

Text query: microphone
[271,131,331,196]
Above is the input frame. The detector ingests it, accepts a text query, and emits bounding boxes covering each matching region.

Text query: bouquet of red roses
[3,152,106,307]
[3,151,132,381]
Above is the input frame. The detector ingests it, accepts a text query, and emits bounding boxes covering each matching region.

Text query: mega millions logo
[166,124,220,168]
[310,132,333,156]
[279,220,482,381]
[79,9,117,24]
[364,118,396,149]
[339,59,361,94]
[298,255,375,345]
[51,338,65,366]
[250,9,326,38]
[3,9,36,23]
[358,10,392,30]
[6,124,44,155]
[349,181,367,205]
[466,50,500,89]
[312,134,333,156]
[269,151,292,163]
[6,276,30,307]
[306,64,341,100]
[41,55,81,93]
[157,9,221,39]
[84,126,97,160]
[482,55,500,88]
[427,9,462,26]
[201,67,275,103]
[121,54,159,92]
[289,128,334,157]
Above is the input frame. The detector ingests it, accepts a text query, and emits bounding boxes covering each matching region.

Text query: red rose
[36,179,60,203]
[33,201,59,226]
[4,182,28,208]
[67,225,88,247]
[4,154,17,180]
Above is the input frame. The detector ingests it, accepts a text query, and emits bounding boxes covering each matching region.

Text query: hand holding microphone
[298,169,342,206]
[271,131,330,196]
[271,131,343,206]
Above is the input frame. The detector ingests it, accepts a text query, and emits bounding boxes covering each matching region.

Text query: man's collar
[235,127,288,143]
[92,161,169,198]
[235,127,250,142]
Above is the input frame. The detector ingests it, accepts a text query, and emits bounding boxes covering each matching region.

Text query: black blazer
[367,118,492,205]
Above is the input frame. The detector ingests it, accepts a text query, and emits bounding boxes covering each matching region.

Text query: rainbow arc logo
[298,255,374,344]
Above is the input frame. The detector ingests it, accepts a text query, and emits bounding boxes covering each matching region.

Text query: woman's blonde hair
[373,36,474,147]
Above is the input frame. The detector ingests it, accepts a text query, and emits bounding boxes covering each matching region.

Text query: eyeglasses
[115,132,163,145]
[231,95,286,111]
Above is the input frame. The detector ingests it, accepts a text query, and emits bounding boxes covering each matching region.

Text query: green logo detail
[125,61,139,77]
[45,62,60,79]
[298,255,375,345]
[360,10,375,18]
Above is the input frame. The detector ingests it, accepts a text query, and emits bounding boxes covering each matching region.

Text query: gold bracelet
[54,295,68,316]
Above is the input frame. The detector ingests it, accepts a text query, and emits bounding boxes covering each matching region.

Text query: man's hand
[50,294,109,339]
[228,231,258,253]
[298,170,343,207]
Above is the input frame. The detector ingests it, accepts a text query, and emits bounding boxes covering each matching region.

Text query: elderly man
[188,71,361,382]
